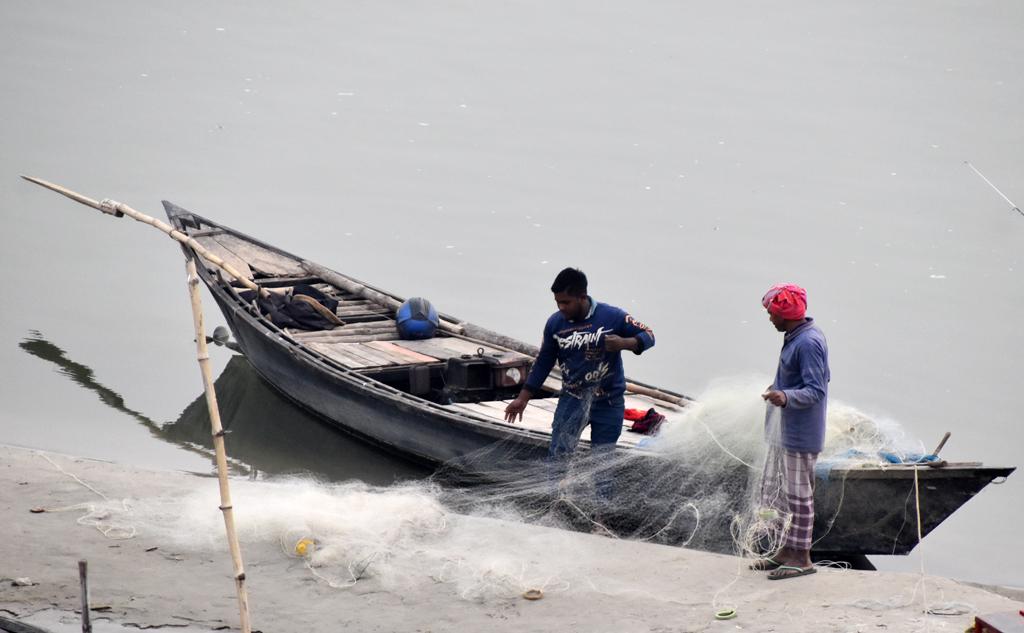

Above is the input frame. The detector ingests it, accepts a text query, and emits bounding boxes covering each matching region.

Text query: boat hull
[208,289,551,468]
[813,464,1012,555]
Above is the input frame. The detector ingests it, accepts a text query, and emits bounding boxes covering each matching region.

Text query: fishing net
[436,376,778,554]
[436,376,930,558]
[89,477,651,601]
[53,376,930,601]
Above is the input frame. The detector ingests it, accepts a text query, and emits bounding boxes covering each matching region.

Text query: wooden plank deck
[443,399,645,447]
[307,341,374,368]
[476,399,553,427]
[392,337,532,363]
[193,235,253,279]
[190,231,309,279]
[305,340,446,369]
[341,344,398,367]
[364,341,440,364]
[448,401,555,434]
[211,233,307,277]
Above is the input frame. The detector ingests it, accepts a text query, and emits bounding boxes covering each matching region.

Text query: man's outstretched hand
[504,395,528,422]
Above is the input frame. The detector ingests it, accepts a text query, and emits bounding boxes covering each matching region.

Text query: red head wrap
[762,284,807,320]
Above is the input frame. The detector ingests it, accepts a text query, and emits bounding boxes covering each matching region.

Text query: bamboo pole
[21,175,687,410]
[20,176,266,298]
[23,176,253,629]
[186,257,252,633]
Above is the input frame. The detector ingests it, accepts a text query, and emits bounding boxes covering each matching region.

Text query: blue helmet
[396,297,439,340]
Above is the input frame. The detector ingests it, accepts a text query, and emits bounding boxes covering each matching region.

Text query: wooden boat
[162,202,1014,559]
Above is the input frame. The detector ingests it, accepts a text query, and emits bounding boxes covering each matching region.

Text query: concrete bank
[1,446,1020,632]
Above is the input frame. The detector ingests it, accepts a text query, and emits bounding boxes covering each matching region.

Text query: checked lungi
[781,450,818,550]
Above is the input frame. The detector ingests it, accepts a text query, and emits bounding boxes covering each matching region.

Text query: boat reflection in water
[20,332,430,485]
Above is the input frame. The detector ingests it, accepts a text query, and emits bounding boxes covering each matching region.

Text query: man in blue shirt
[755,283,830,580]
[503,268,655,470]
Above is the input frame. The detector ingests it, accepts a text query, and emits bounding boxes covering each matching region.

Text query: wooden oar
[20,176,267,298]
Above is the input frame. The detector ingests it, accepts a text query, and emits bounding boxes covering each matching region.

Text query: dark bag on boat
[627,407,665,435]
[292,284,340,315]
[240,285,342,331]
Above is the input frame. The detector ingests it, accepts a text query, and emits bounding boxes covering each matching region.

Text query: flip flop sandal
[748,557,782,571]
[767,565,817,580]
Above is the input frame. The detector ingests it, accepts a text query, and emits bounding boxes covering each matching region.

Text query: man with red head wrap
[753,283,830,580]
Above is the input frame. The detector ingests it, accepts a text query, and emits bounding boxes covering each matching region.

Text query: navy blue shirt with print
[524,297,655,400]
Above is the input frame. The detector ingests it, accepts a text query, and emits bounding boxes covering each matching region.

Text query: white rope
[639,502,700,545]
[36,452,136,540]
[38,452,109,500]
[811,468,850,547]
[696,417,754,469]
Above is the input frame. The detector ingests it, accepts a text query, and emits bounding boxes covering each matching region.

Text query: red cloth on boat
[762,284,807,320]
[623,408,647,421]
[627,408,666,435]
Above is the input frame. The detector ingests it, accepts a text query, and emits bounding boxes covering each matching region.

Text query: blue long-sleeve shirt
[772,317,830,453]
[524,297,655,400]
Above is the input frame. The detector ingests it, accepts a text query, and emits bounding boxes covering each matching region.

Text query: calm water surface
[1,1,1021,587]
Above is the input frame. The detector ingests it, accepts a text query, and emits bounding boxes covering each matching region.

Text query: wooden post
[78,560,91,633]
[186,257,252,633]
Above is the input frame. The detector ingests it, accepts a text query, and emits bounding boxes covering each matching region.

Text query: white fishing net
[437,376,779,554]
[437,376,933,558]
[49,376,933,602]
[70,477,656,601]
